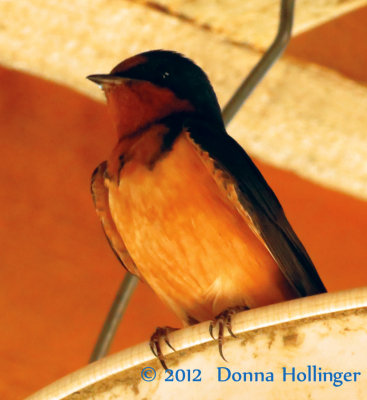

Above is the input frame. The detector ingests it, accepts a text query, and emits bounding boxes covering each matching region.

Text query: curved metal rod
[222,0,295,126]
[89,0,296,362]
[89,273,138,363]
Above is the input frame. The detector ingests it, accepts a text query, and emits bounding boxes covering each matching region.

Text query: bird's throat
[104,80,194,140]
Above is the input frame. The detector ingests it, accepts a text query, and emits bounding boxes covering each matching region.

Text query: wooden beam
[133,0,367,49]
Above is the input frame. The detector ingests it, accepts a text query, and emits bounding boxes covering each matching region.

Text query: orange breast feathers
[105,126,296,324]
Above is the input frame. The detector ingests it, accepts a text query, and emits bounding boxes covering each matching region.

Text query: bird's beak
[87,74,130,86]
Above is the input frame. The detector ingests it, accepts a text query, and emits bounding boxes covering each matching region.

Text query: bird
[87,50,326,368]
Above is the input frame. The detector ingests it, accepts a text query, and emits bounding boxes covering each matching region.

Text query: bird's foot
[209,306,249,361]
[149,326,178,370]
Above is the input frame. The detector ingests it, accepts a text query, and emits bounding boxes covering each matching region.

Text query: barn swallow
[88,50,326,368]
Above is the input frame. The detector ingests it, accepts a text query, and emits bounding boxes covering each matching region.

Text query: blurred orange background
[1,6,367,400]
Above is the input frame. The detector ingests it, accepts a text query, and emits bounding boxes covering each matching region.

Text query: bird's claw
[149,326,178,370]
[209,306,249,362]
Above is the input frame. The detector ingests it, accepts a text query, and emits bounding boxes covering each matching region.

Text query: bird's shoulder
[91,161,142,277]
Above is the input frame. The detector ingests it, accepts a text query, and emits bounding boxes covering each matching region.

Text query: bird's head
[88,50,223,137]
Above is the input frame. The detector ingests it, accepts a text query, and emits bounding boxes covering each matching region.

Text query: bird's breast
[106,126,296,323]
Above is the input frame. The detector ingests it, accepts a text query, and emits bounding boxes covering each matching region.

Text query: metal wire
[222,0,295,125]
[89,273,138,362]
[89,0,296,362]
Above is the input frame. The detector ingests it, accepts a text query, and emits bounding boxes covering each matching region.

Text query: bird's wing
[184,117,326,297]
[91,161,141,278]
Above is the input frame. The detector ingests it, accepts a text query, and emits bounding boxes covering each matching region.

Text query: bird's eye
[162,71,170,79]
